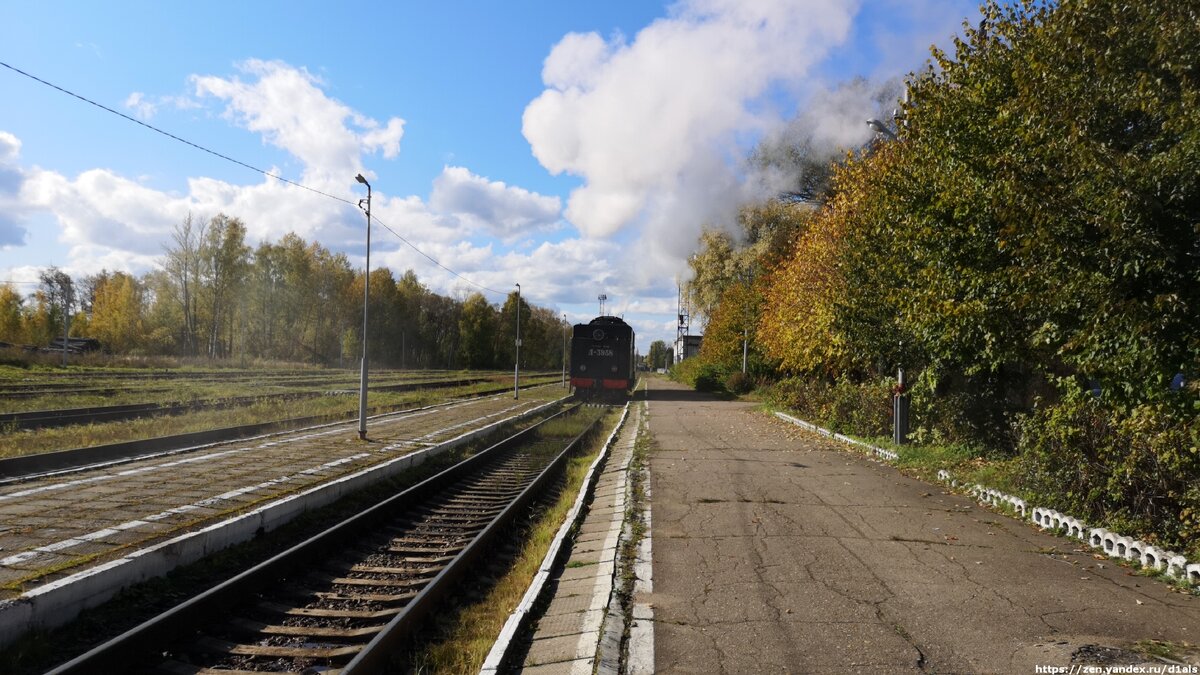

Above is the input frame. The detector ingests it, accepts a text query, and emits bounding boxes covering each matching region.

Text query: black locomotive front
[570,316,635,400]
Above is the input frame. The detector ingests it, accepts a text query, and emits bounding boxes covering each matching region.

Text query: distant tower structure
[598,293,608,316]
[675,282,701,362]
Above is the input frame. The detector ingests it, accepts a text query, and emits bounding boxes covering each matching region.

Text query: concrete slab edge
[0,397,567,648]
[773,411,1197,587]
[596,409,641,675]
[480,402,632,674]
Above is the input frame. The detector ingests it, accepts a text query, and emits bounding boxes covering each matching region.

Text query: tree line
[0,214,569,371]
[682,0,1199,555]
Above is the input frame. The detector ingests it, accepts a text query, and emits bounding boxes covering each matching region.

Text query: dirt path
[643,377,1199,673]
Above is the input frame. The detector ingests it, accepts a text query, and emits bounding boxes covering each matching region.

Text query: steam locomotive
[569,316,636,401]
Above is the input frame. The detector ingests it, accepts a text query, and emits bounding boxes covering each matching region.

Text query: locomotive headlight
[611,366,618,372]
[579,364,587,372]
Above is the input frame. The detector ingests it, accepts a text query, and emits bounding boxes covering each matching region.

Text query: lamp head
[355,174,369,186]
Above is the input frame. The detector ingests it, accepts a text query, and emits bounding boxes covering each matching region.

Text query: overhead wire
[0,59,510,298]
[368,215,506,296]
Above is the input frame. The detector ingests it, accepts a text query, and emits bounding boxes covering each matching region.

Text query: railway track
[0,371,464,399]
[0,378,565,480]
[0,377,492,430]
[47,406,596,674]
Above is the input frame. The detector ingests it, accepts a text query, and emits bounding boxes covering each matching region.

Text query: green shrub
[725,371,752,394]
[1015,381,1200,559]
[764,375,890,436]
[692,363,724,393]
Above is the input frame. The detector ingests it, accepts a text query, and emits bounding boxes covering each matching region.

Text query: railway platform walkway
[638,377,1198,673]
[488,378,1199,672]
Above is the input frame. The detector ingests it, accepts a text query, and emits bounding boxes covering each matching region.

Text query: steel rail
[46,405,592,674]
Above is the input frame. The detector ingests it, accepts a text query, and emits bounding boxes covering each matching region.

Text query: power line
[1,60,510,298]
[0,60,355,207]
[368,214,506,297]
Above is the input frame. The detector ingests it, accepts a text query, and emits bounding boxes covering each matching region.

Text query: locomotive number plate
[588,348,614,357]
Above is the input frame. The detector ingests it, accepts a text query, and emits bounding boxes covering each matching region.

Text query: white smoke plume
[522,0,862,267]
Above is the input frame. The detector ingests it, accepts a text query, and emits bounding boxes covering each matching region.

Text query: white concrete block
[1140,545,1166,571]
[1046,510,1063,530]
[1101,531,1119,555]
[1127,540,1148,563]
[1032,507,1047,527]
[1064,517,1086,539]
[1088,528,1109,550]
[937,469,951,482]
[1166,553,1188,578]
[1113,535,1135,560]
[1187,563,1200,585]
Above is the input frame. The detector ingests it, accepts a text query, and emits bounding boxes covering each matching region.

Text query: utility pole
[742,328,748,374]
[514,283,521,400]
[355,173,371,440]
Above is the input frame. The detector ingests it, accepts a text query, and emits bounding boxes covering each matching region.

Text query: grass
[0,374,564,458]
[401,405,619,674]
[0,366,493,413]
[1134,639,1200,664]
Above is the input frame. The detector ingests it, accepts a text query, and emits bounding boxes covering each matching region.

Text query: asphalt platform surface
[642,378,1200,674]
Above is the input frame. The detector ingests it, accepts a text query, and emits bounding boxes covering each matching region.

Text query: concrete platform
[641,378,1200,673]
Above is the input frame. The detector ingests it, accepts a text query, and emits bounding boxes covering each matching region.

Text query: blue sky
[1,0,980,347]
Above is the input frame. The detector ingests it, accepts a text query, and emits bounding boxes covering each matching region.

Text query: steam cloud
[522,0,865,267]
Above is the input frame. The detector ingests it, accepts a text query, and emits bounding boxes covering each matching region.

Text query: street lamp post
[514,283,521,400]
[864,115,912,444]
[355,173,371,440]
[561,313,568,389]
[866,118,897,141]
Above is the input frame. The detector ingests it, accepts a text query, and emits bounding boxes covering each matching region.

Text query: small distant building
[675,334,702,363]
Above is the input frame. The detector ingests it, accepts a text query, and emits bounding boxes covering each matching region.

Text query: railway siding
[0,389,568,648]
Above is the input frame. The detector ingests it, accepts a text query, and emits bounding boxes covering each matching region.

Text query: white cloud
[0,132,29,248]
[191,59,405,183]
[429,166,561,239]
[124,91,201,120]
[523,0,859,250]
[124,92,156,120]
[0,132,20,164]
